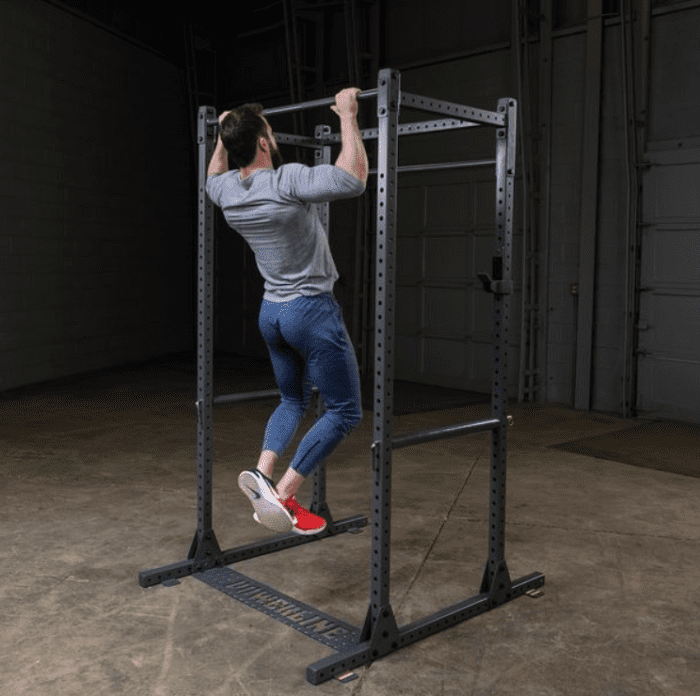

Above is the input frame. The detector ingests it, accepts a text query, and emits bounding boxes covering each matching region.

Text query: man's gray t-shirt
[206,163,365,303]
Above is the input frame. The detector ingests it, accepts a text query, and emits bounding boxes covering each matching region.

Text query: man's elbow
[348,172,367,194]
[352,168,368,190]
[343,180,366,198]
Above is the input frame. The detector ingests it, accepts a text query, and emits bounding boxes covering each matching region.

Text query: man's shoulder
[278,162,339,182]
[277,163,306,177]
[208,168,240,178]
[206,170,239,187]
[275,163,314,188]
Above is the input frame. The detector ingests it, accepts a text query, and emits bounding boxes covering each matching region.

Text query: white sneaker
[238,469,295,533]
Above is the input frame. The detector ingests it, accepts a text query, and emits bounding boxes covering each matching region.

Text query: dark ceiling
[44,0,283,68]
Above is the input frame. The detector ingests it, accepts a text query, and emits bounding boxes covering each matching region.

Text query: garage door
[636,6,700,424]
[637,145,700,423]
[394,168,521,395]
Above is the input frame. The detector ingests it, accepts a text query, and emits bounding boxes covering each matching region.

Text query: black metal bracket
[480,559,514,608]
[187,528,223,565]
[478,273,514,295]
[359,603,401,656]
[478,257,513,295]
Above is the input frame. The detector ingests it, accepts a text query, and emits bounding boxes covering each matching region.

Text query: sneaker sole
[253,512,327,535]
[238,471,294,533]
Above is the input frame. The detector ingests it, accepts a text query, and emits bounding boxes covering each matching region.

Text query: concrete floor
[2,353,699,696]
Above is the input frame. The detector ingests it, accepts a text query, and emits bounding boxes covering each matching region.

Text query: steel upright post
[479,98,518,601]
[189,107,222,563]
[359,67,402,649]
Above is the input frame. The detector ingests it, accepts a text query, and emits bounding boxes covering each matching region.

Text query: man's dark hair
[219,103,268,169]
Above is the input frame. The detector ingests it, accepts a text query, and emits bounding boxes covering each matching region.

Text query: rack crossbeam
[305,571,545,685]
[400,91,505,126]
[393,415,513,450]
[268,116,489,149]
[138,514,368,588]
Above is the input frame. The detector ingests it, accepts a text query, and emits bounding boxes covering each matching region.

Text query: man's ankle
[278,487,297,502]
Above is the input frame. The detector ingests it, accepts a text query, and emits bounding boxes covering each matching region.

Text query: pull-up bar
[262,88,379,116]
[205,89,379,127]
[205,86,503,128]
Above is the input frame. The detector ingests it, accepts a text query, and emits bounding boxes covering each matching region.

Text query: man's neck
[240,163,272,180]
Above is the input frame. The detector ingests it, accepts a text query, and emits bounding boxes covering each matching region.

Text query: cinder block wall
[0,0,195,393]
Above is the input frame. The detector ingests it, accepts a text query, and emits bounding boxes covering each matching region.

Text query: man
[206,88,368,535]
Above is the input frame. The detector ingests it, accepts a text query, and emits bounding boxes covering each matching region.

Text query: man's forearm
[335,115,368,184]
[208,137,229,177]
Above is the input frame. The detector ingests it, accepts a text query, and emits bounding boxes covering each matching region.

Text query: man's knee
[326,403,363,435]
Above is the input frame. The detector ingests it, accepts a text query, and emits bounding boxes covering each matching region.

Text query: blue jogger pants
[258,292,363,478]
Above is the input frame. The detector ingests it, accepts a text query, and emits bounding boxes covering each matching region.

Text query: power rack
[138,68,545,686]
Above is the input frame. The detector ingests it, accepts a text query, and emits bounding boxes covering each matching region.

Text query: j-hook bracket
[478,256,513,295]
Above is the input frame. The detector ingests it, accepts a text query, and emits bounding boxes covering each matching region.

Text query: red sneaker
[281,495,327,535]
